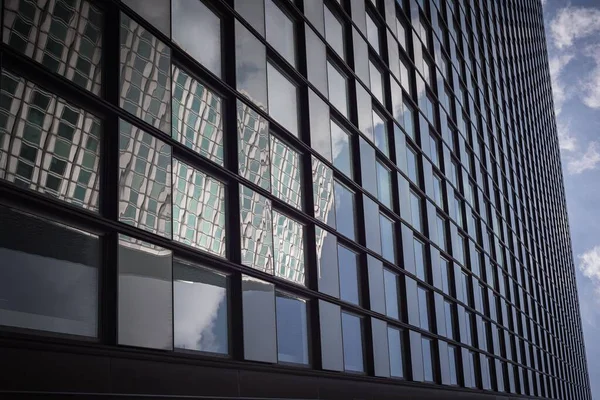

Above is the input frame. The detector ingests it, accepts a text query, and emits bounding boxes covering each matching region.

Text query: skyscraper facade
[0,0,591,399]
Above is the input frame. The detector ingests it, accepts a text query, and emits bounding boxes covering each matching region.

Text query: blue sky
[543,0,600,395]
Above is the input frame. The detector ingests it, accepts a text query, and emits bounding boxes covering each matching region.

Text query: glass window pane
[388,327,404,378]
[273,211,305,285]
[364,195,382,253]
[119,120,172,238]
[372,110,388,156]
[418,287,430,331]
[422,337,434,382]
[237,100,270,190]
[338,245,360,305]
[172,66,223,165]
[414,239,427,281]
[366,13,380,53]
[267,63,299,136]
[120,14,170,133]
[383,269,400,319]
[309,90,331,160]
[316,227,340,297]
[342,312,364,372]
[271,136,302,209]
[429,134,439,168]
[403,100,415,139]
[118,235,173,350]
[172,0,221,77]
[235,0,265,35]
[240,185,273,274]
[448,345,458,385]
[173,159,226,257]
[265,0,296,66]
[0,206,99,337]
[445,300,455,339]
[312,157,336,227]
[433,174,444,208]
[0,71,101,211]
[174,260,228,354]
[331,119,352,177]
[243,275,276,362]
[327,61,349,118]
[380,213,396,263]
[334,181,356,240]
[276,293,309,364]
[236,21,268,110]
[410,191,422,233]
[306,26,328,95]
[324,6,344,59]
[407,145,419,184]
[376,161,392,208]
[3,0,103,94]
[369,60,384,104]
[437,214,447,250]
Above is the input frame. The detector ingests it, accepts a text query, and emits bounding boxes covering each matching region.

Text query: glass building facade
[0,0,591,399]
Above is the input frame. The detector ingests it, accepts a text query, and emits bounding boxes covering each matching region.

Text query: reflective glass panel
[376,161,392,208]
[369,60,384,104]
[414,239,427,281]
[236,21,268,110]
[173,159,226,257]
[276,293,309,364]
[372,110,388,156]
[410,191,422,232]
[418,286,430,331]
[237,100,270,190]
[3,0,103,94]
[338,245,360,305]
[309,90,331,160]
[403,100,415,139]
[331,119,352,177]
[388,327,404,378]
[0,71,101,211]
[119,120,171,238]
[342,312,364,372]
[265,0,296,66]
[124,0,169,35]
[172,0,221,77]
[380,213,396,263]
[273,211,305,285]
[448,345,458,384]
[365,13,380,53]
[383,269,400,319]
[271,136,302,209]
[120,14,171,133]
[433,173,444,208]
[327,61,349,118]
[445,300,455,339]
[174,260,228,354]
[306,26,328,95]
[324,6,344,59]
[316,227,340,297]
[334,181,356,240]
[235,0,265,36]
[172,66,223,165]
[312,157,336,227]
[243,276,276,362]
[118,235,173,350]
[407,145,419,184]
[422,337,434,381]
[267,63,299,136]
[0,206,99,337]
[437,214,446,250]
[240,185,273,274]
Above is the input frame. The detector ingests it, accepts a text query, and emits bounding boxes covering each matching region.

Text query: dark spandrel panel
[118,119,172,239]
[334,181,356,240]
[172,159,226,257]
[312,157,336,227]
[172,0,221,77]
[265,0,296,67]
[273,211,305,286]
[118,235,173,350]
[173,260,228,355]
[123,0,169,36]
[319,300,343,371]
[331,120,352,178]
[237,100,270,191]
[267,63,299,137]
[271,136,302,209]
[309,90,331,161]
[242,275,276,363]
[276,293,309,365]
[338,244,359,305]
[0,206,99,337]
[235,0,265,37]
[236,21,268,111]
[120,13,171,132]
[342,312,364,372]
[0,70,102,211]
[172,66,224,166]
[3,0,103,95]
[240,185,273,274]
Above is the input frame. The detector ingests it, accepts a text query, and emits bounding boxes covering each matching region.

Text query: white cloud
[567,142,600,174]
[550,6,600,49]
[549,54,574,115]
[581,46,600,110]
[579,247,600,300]
[557,120,577,151]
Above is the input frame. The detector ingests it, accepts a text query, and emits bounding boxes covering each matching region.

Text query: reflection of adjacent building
[0,70,101,211]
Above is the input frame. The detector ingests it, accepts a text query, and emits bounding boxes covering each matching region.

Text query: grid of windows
[0,0,591,399]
